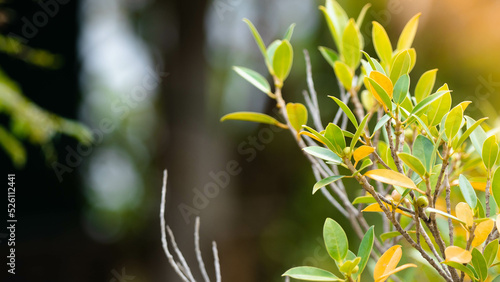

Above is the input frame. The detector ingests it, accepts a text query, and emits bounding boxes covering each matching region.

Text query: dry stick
[212,242,221,282]
[445,174,454,246]
[433,144,450,207]
[167,226,197,281]
[195,217,211,282]
[303,50,320,123]
[160,170,191,282]
[486,173,492,218]
[344,160,453,282]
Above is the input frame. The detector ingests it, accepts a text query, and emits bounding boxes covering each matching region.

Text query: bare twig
[195,217,211,282]
[167,226,197,281]
[212,242,221,282]
[160,170,191,282]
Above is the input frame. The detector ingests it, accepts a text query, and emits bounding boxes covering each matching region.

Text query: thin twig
[160,170,191,282]
[195,217,211,282]
[167,226,196,281]
[212,242,222,282]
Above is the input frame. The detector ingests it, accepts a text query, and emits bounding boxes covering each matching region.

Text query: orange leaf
[455,202,474,228]
[444,246,472,264]
[353,145,375,163]
[299,131,326,146]
[374,245,402,282]
[370,71,394,98]
[362,203,412,218]
[375,264,417,282]
[472,219,494,247]
[364,169,421,192]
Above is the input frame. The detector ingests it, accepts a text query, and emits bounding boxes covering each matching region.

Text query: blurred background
[1,0,500,281]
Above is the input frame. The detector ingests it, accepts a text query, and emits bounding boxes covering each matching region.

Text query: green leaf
[371,114,391,138]
[372,21,392,65]
[221,112,287,128]
[303,146,342,164]
[356,3,371,27]
[313,175,345,194]
[484,239,498,266]
[242,19,271,71]
[426,207,466,225]
[333,61,353,90]
[392,74,410,105]
[303,126,336,152]
[380,231,402,242]
[396,13,421,51]
[471,248,488,281]
[455,117,488,151]
[427,86,451,127]
[390,51,411,84]
[359,158,373,172]
[323,218,349,263]
[325,123,346,154]
[320,0,349,49]
[350,114,370,150]
[319,46,339,69]
[445,105,464,142]
[361,51,385,74]
[413,135,434,172]
[482,135,499,170]
[287,103,308,132]
[283,23,296,41]
[492,167,500,210]
[415,69,438,103]
[398,152,426,177]
[233,66,271,95]
[442,261,477,281]
[282,266,343,281]
[266,40,282,64]
[352,196,376,205]
[366,77,392,112]
[458,174,478,209]
[273,40,294,83]
[466,116,488,155]
[329,96,358,128]
[342,19,361,70]
[357,226,374,275]
[0,125,26,167]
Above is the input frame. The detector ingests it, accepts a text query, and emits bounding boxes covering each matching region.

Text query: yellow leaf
[472,218,494,247]
[396,13,421,51]
[374,245,402,282]
[298,131,326,146]
[455,202,474,228]
[364,169,421,192]
[497,215,500,236]
[375,264,417,282]
[445,246,472,264]
[450,179,486,191]
[471,182,487,191]
[362,203,412,218]
[369,71,394,98]
[354,145,375,163]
